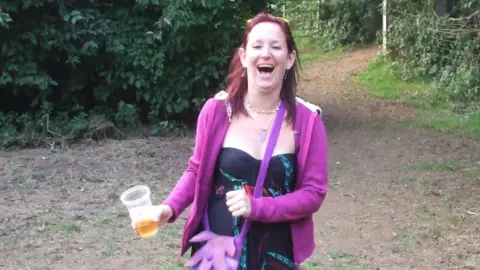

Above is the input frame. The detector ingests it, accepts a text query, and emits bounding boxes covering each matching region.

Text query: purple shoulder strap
[203,102,286,242]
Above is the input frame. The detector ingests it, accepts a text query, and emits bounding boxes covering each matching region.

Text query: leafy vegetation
[2,0,479,148]
[270,0,382,50]
[0,0,270,148]
[356,0,480,137]
[358,56,480,138]
[386,0,480,110]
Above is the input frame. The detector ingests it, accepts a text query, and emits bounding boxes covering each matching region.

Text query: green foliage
[386,0,480,109]
[0,10,12,28]
[357,56,480,138]
[270,0,382,50]
[357,56,434,103]
[0,0,272,148]
[315,0,382,49]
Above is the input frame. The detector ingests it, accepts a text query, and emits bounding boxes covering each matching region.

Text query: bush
[269,0,382,50]
[0,0,271,148]
[386,0,480,108]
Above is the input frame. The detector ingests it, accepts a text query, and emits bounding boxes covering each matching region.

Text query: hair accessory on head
[276,17,290,26]
[247,16,290,27]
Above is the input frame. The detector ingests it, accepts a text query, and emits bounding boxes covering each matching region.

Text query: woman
[140,12,328,269]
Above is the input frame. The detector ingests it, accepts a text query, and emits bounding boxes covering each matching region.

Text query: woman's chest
[222,115,295,160]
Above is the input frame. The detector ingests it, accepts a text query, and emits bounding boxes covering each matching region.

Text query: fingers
[230,205,248,217]
[157,206,170,224]
[184,237,238,270]
[185,249,204,267]
[130,205,168,231]
[213,254,226,270]
[225,196,243,208]
[226,199,244,212]
[225,190,251,217]
[225,190,246,210]
[148,206,161,222]
[228,204,247,216]
[225,257,239,268]
[198,259,213,270]
[189,231,215,243]
[225,238,236,257]
[143,205,171,224]
[225,190,243,201]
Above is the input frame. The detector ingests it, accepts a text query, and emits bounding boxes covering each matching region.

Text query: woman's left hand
[226,190,251,218]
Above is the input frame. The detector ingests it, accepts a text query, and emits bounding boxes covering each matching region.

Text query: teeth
[258,64,274,68]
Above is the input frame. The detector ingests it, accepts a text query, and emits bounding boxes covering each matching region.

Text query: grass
[403,111,480,137]
[385,155,480,269]
[102,244,121,256]
[409,158,480,181]
[356,56,433,102]
[302,257,367,270]
[294,36,345,64]
[410,159,462,172]
[356,56,480,138]
[387,226,415,254]
[55,220,81,234]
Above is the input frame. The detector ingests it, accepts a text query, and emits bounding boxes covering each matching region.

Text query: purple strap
[202,101,286,243]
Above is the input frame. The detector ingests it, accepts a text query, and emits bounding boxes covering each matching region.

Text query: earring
[241,68,246,77]
[284,69,289,80]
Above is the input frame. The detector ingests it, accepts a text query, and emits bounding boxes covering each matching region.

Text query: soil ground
[1,46,479,270]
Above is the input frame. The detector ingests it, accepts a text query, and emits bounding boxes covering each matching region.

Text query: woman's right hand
[131,204,174,229]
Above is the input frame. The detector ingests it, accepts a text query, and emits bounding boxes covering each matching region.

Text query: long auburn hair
[224,12,300,124]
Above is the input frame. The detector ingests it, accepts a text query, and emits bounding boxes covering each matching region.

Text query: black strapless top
[191,147,298,270]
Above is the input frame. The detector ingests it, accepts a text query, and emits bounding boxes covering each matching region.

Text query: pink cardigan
[163,95,328,267]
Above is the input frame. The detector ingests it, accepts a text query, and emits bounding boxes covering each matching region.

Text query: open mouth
[257,64,275,74]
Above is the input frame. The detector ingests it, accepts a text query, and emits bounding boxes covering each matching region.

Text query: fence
[268,0,479,102]
[269,0,383,48]
[270,0,479,54]
[269,0,325,39]
[384,0,480,102]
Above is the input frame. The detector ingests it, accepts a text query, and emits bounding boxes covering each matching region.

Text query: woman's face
[240,22,296,94]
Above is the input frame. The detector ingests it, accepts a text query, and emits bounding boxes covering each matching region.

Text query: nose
[260,47,272,58]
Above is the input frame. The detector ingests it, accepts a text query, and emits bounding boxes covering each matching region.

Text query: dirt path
[300,46,480,270]
[1,46,479,270]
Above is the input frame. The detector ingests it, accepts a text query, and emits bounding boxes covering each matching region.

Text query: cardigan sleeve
[249,114,328,222]
[162,99,214,222]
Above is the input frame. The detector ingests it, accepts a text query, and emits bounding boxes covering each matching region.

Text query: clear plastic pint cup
[120,185,158,239]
